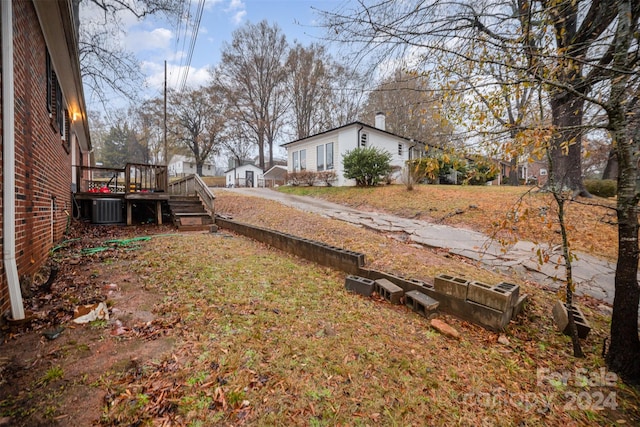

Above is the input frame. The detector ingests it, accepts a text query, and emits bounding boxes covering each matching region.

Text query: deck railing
[78,163,168,194]
[168,174,215,215]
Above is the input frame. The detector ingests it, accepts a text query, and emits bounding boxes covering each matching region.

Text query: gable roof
[280,121,433,149]
[224,163,264,174]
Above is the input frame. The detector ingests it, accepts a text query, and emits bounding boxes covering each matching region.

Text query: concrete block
[209,224,219,233]
[375,278,404,304]
[552,301,591,339]
[494,282,520,307]
[405,290,440,317]
[433,274,469,300]
[345,275,375,297]
[465,300,513,331]
[512,294,528,317]
[467,280,519,312]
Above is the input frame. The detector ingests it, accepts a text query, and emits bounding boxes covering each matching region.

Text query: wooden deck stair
[168,195,215,231]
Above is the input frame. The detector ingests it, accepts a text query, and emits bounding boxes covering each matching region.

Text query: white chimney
[375,112,386,131]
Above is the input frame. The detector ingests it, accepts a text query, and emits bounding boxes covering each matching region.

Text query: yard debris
[72,302,109,324]
[497,334,510,346]
[42,326,65,340]
[430,318,460,340]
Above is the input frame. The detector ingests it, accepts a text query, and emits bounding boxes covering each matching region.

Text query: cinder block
[433,274,469,300]
[345,275,375,297]
[465,300,513,331]
[375,278,404,304]
[405,290,440,317]
[467,281,519,312]
[552,300,591,339]
[512,294,528,317]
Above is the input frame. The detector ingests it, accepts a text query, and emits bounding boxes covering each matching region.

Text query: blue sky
[89,0,345,111]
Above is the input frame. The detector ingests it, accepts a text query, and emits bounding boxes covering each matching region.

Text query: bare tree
[168,87,225,176]
[78,0,181,110]
[215,21,289,169]
[360,69,453,147]
[286,43,333,139]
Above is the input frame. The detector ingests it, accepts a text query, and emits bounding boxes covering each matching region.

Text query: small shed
[225,164,264,187]
[261,165,288,187]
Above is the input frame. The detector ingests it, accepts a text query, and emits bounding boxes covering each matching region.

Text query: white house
[225,163,264,187]
[168,154,219,177]
[281,113,427,186]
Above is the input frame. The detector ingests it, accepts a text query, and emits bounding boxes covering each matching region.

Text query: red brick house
[1,0,91,320]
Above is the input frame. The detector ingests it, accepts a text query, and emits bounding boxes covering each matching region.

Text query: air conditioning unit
[91,198,123,224]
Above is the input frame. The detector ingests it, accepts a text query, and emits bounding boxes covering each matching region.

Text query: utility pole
[164,60,168,165]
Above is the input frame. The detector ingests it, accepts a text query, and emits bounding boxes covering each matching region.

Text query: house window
[293,151,299,171]
[317,145,325,171]
[360,132,368,147]
[398,143,403,156]
[300,149,306,170]
[326,142,334,170]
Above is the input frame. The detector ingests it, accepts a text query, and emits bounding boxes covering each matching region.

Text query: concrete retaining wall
[215,217,365,274]
[216,216,525,331]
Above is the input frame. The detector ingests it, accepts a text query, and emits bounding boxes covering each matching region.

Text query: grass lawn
[102,229,637,426]
[1,186,637,426]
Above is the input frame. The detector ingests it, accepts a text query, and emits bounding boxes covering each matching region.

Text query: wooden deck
[76,163,170,225]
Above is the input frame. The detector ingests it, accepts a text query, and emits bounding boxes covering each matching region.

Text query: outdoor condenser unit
[91,198,123,224]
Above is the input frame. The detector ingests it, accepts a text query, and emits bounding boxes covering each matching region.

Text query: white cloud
[126,28,173,53]
[143,61,211,92]
[226,0,246,25]
[231,10,247,25]
[228,0,245,10]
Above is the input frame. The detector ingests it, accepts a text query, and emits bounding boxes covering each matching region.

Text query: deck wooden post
[156,200,162,225]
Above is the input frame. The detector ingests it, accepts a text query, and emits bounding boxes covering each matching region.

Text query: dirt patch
[0,222,178,426]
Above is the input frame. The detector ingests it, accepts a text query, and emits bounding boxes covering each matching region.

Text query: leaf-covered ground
[277,185,618,261]
[0,188,637,426]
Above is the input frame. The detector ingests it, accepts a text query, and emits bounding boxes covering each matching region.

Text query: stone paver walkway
[220,188,618,306]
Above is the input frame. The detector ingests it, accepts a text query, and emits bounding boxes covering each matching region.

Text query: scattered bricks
[552,300,591,339]
[433,274,469,300]
[345,275,375,297]
[467,280,519,312]
[430,318,460,340]
[375,278,404,304]
[405,290,439,318]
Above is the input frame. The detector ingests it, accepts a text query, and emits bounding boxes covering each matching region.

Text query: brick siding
[0,1,76,316]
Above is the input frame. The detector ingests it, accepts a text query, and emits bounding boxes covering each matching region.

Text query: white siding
[285,123,415,187]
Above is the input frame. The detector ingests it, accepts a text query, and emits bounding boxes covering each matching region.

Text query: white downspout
[2,1,25,320]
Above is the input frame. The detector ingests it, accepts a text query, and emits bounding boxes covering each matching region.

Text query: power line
[179,0,205,92]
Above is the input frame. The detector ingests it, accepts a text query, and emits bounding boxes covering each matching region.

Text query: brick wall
[0,1,76,317]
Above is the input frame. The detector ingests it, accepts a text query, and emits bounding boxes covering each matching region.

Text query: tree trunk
[606,105,640,383]
[508,157,519,186]
[257,134,265,169]
[605,0,640,384]
[602,149,619,180]
[548,92,589,196]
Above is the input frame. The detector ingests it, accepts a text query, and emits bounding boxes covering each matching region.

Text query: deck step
[167,195,214,230]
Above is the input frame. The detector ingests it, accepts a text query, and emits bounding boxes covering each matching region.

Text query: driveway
[219,187,617,306]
